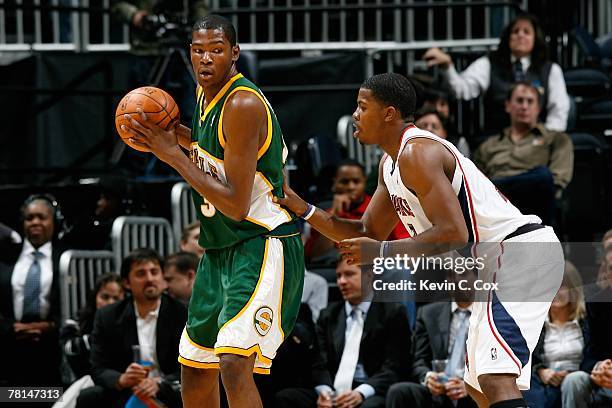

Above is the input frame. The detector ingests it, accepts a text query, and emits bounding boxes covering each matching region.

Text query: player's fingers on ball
[136,107,148,122]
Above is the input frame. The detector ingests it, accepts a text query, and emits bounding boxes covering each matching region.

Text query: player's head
[505,81,541,128]
[353,73,417,145]
[333,159,367,204]
[190,15,240,88]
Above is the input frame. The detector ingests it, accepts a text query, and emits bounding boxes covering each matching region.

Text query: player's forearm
[306,207,366,242]
[382,226,468,258]
[176,125,192,149]
[167,148,250,221]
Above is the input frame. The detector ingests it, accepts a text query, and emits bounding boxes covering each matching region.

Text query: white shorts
[463,226,564,392]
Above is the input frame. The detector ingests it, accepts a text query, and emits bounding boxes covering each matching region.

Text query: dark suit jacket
[89,294,187,391]
[0,241,63,385]
[312,301,411,397]
[411,302,452,383]
[584,288,612,372]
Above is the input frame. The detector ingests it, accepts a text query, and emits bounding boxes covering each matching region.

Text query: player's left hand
[333,390,363,408]
[338,236,380,265]
[122,108,181,162]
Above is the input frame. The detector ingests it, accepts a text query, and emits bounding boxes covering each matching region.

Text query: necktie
[334,308,364,393]
[22,250,43,321]
[445,310,470,378]
[513,60,525,82]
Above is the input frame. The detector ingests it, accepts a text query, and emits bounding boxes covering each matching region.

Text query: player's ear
[383,106,397,122]
[232,44,240,63]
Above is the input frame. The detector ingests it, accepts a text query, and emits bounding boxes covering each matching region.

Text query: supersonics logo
[254,306,273,336]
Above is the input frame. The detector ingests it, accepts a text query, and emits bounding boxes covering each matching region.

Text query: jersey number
[200,196,216,217]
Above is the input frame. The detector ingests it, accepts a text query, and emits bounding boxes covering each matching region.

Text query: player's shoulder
[224,88,266,115]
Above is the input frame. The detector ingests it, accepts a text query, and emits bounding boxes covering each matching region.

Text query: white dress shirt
[444,55,570,131]
[11,240,53,321]
[542,317,584,372]
[315,300,376,400]
[135,300,162,378]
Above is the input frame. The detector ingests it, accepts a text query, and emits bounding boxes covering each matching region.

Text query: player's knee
[478,373,517,395]
[181,364,218,386]
[219,353,254,381]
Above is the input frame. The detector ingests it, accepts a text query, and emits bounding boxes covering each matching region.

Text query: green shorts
[178,223,304,374]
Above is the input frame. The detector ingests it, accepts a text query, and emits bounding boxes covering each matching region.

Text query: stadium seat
[111,216,175,268]
[563,133,609,240]
[170,182,197,246]
[59,250,115,322]
[563,68,611,98]
[576,96,612,133]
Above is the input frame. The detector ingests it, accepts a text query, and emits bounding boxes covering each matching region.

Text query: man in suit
[275,258,412,408]
[76,248,187,408]
[386,269,478,408]
[0,195,64,386]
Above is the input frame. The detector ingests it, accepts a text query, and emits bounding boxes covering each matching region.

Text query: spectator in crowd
[564,249,612,407]
[473,81,574,225]
[275,258,411,408]
[386,269,477,408]
[64,175,134,250]
[595,229,612,290]
[0,195,65,386]
[524,261,590,408]
[163,251,198,305]
[76,248,186,408]
[180,221,205,258]
[415,106,471,157]
[61,272,125,380]
[423,13,570,132]
[302,269,329,322]
[305,160,409,265]
[422,87,451,119]
[0,222,21,263]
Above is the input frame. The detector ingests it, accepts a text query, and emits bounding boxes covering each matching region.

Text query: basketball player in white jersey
[276,73,564,408]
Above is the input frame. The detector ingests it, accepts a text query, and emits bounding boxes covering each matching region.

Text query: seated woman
[415,106,471,158]
[61,272,124,380]
[524,261,589,408]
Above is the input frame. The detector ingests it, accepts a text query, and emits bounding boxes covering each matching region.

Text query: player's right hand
[423,47,453,69]
[274,177,309,217]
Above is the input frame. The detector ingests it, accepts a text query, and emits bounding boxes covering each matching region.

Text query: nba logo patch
[491,347,498,360]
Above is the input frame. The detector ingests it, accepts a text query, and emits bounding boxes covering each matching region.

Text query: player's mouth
[352,122,361,138]
[199,69,214,79]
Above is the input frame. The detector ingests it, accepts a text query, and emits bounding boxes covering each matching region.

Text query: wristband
[379,241,389,259]
[301,203,316,220]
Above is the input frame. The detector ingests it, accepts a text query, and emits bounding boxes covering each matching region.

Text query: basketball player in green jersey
[121,15,305,408]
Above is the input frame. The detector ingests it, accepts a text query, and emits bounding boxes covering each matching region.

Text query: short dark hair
[506,81,542,103]
[192,14,237,46]
[336,159,366,177]
[120,248,164,280]
[415,106,449,131]
[164,252,199,276]
[361,73,417,121]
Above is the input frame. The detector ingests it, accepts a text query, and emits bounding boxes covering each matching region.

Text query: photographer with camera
[112,0,208,54]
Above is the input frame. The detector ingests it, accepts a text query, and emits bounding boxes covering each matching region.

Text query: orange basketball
[115,86,180,152]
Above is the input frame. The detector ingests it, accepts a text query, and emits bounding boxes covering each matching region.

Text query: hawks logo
[254,307,274,336]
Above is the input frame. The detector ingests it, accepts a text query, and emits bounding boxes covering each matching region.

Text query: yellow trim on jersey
[218,239,269,331]
[199,73,244,123]
[257,171,292,221]
[245,216,273,231]
[178,356,219,370]
[254,367,271,375]
[196,84,203,101]
[277,249,285,342]
[184,328,215,351]
[191,141,223,163]
[215,344,273,365]
[217,86,273,160]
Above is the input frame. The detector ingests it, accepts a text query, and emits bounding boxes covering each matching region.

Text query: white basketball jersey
[383,125,540,242]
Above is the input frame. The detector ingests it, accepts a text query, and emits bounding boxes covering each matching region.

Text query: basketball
[115,86,180,152]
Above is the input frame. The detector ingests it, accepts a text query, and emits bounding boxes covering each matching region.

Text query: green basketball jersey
[189,73,293,249]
